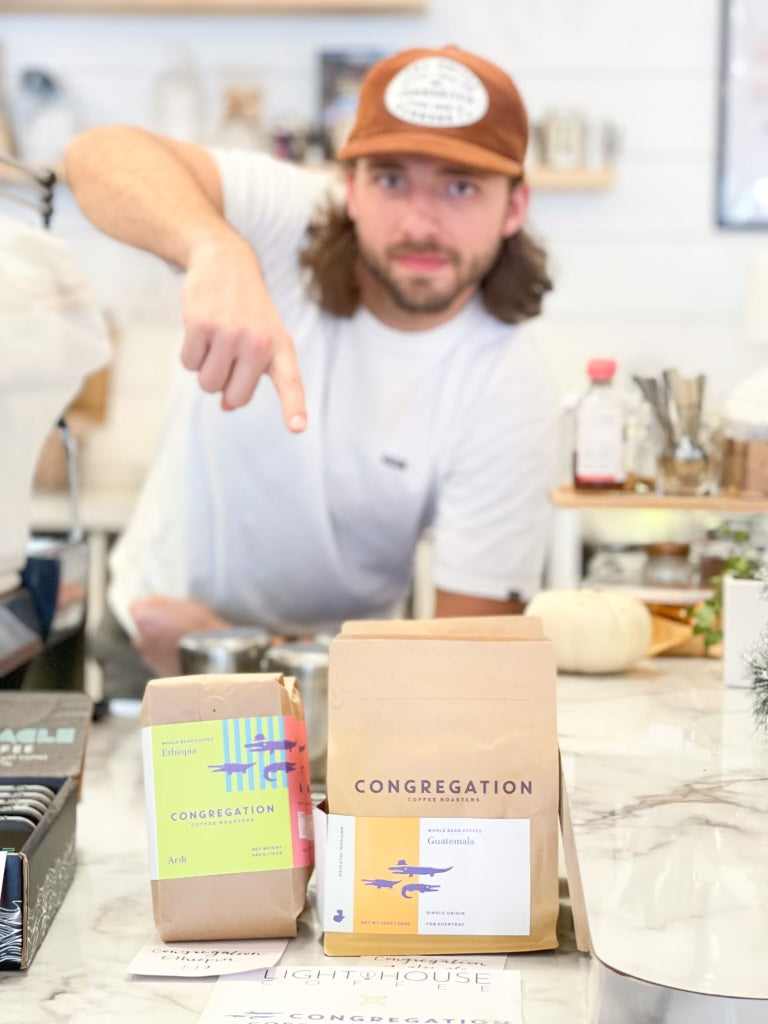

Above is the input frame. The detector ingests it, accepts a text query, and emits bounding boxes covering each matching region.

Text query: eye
[446,179,478,198]
[373,170,406,190]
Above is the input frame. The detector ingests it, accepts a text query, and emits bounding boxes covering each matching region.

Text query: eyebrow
[366,158,407,172]
[365,158,486,179]
[438,164,486,178]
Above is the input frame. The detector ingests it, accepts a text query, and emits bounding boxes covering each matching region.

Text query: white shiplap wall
[2,0,767,489]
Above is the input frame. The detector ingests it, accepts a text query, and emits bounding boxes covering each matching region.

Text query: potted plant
[690,521,768,692]
[690,522,761,645]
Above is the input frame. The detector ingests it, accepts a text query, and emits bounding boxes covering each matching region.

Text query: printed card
[323,815,530,936]
[200,964,523,1024]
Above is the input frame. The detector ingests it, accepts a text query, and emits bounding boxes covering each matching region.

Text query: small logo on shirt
[382,453,408,471]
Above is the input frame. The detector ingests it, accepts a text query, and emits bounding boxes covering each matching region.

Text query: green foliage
[746,635,768,731]
[690,594,723,648]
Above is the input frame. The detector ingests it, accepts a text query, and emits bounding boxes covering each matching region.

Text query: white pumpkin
[525,588,652,674]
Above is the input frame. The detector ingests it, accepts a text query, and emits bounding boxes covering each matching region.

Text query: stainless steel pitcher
[261,640,329,790]
[177,625,270,675]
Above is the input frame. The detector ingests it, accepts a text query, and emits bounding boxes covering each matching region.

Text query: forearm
[66,126,307,424]
[434,589,524,616]
[64,125,237,269]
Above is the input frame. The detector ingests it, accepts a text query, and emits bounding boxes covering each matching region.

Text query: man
[65,45,555,695]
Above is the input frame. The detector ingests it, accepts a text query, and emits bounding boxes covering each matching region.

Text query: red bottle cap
[587,358,617,382]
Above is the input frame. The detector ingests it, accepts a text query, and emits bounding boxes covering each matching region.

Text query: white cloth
[0,213,111,578]
[109,153,556,636]
[722,368,768,440]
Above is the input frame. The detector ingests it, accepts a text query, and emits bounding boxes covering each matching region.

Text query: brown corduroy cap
[337,45,528,176]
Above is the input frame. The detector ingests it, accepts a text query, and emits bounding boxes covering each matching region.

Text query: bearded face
[346,156,527,328]
[355,234,504,316]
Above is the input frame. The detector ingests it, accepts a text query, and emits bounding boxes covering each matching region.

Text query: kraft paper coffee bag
[322,616,559,955]
[140,673,313,941]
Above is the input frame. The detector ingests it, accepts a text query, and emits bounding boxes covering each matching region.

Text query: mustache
[387,243,459,264]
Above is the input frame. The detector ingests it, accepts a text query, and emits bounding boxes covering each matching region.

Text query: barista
[64,45,556,696]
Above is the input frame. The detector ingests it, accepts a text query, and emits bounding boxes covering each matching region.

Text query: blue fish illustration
[262,760,296,782]
[362,878,401,889]
[208,762,256,775]
[388,859,453,878]
[244,735,298,753]
[401,883,441,898]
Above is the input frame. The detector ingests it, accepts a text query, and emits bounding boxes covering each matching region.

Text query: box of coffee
[0,690,91,970]
[140,673,313,941]
[321,616,559,955]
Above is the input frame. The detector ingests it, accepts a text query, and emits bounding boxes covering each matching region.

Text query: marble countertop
[2,656,767,1022]
[0,703,590,1024]
[558,657,768,1000]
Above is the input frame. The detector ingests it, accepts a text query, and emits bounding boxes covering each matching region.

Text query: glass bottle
[642,542,694,588]
[218,86,267,152]
[624,395,657,493]
[573,357,626,490]
[152,52,205,143]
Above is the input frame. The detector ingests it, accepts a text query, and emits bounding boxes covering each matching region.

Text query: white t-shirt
[109,153,556,636]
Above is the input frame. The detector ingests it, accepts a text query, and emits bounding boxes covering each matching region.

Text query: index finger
[180,322,211,372]
[268,344,307,433]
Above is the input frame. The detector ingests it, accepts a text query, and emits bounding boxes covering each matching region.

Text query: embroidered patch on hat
[384,56,489,129]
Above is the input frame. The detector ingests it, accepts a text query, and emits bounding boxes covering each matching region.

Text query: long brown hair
[299,182,553,323]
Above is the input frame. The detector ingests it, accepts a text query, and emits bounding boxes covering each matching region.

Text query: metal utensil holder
[633,369,712,495]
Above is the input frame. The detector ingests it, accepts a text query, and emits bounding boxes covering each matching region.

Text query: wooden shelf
[550,484,768,513]
[527,165,616,191]
[0,0,425,10]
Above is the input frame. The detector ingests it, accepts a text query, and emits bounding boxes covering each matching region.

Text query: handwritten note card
[127,938,288,977]
[359,953,508,969]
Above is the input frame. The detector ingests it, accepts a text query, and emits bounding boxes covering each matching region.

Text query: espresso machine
[0,421,90,690]
[0,152,109,691]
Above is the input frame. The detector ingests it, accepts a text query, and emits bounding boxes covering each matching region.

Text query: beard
[356,239,503,315]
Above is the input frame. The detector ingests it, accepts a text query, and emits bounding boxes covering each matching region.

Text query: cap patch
[384,56,489,129]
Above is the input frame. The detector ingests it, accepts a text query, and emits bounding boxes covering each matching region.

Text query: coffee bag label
[142,715,313,880]
[323,815,530,936]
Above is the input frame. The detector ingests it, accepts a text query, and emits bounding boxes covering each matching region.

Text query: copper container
[721,438,768,497]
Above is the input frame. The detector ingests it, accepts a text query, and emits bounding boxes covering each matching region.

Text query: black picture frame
[716,0,768,229]
[319,50,385,158]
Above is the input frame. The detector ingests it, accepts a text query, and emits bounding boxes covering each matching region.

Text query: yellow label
[355,817,420,933]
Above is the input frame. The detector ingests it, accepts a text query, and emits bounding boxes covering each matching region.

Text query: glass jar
[585,544,646,586]
[694,528,734,586]
[642,542,694,588]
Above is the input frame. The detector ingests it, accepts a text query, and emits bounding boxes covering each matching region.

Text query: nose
[398,187,441,242]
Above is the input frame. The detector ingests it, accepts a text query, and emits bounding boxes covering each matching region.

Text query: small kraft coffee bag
[140,673,313,941]
[321,616,559,956]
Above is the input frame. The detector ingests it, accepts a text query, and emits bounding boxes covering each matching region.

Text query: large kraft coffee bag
[322,617,559,955]
[140,673,313,941]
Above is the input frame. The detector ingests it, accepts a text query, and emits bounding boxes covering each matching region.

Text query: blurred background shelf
[547,485,768,591]
[0,0,426,9]
[527,166,616,191]
[551,484,768,512]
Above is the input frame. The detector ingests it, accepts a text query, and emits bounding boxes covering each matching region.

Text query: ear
[502,181,530,239]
